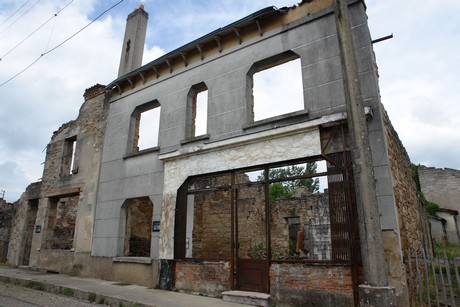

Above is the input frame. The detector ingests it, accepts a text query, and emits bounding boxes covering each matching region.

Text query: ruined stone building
[7,1,428,306]
[419,165,460,245]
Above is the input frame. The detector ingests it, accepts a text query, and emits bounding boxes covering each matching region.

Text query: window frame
[127,100,161,155]
[246,50,306,124]
[185,82,209,140]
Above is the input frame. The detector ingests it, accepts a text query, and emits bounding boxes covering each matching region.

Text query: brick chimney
[118,5,149,77]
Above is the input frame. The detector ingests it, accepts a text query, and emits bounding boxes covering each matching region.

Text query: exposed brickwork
[174,261,231,296]
[270,263,354,306]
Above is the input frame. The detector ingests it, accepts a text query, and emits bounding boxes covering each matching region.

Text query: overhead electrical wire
[0,0,124,88]
[0,0,74,62]
[0,0,42,36]
[0,0,31,28]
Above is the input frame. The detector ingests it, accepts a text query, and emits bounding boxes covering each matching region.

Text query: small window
[130,100,161,152]
[44,196,78,250]
[61,136,77,176]
[186,82,208,139]
[248,51,304,122]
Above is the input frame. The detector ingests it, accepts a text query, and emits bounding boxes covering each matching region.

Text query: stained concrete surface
[0,265,249,307]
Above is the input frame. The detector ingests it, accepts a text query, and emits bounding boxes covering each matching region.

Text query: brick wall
[174,261,231,296]
[270,263,354,306]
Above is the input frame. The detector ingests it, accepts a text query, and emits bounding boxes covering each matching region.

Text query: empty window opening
[194,90,208,136]
[61,136,77,176]
[123,197,153,257]
[130,100,161,153]
[250,54,304,121]
[44,196,78,250]
[186,82,208,139]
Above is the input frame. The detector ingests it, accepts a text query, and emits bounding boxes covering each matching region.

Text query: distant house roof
[437,208,459,216]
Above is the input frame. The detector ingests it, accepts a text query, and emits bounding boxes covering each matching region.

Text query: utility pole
[333,0,396,305]
[0,190,4,200]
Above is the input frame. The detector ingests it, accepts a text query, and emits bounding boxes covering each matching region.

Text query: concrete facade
[5,1,427,306]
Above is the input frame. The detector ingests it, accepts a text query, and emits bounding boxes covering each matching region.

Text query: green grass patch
[88,292,97,302]
[62,287,74,296]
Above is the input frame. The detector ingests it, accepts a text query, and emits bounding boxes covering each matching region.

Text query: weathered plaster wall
[419,165,460,244]
[419,166,460,210]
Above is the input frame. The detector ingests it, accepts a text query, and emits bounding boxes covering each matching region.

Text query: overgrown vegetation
[88,292,97,302]
[433,242,460,259]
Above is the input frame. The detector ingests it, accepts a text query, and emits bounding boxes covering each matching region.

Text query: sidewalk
[0,265,250,307]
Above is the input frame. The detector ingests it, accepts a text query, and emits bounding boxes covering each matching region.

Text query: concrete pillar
[333,0,396,305]
[118,5,148,77]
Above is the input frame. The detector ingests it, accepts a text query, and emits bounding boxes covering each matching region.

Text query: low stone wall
[270,263,354,306]
[174,261,231,297]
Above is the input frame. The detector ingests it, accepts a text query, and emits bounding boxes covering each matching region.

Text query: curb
[0,275,154,307]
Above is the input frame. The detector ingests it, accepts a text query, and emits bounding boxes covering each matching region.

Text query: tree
[261,162,320,203]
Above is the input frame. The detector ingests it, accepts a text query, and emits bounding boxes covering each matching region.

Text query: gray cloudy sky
[1,0,459,202]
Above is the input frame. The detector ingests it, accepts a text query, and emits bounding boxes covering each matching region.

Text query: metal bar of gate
[454,252,460,295]
[423,249,431,306]
[437,250,448,304]
[443,249,456,307]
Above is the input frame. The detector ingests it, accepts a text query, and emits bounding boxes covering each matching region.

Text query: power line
[0,0,31,28]
[0,0,42,36]
[0,0,124,88]
[0,1,74,62]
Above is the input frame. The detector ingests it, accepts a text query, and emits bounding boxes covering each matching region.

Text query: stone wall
[7,84,108,274]
[383,109,425,251]
[383,108,425,306]
[0,199,13,262]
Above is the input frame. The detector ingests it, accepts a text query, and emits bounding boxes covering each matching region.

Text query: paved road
[0,282,100,307]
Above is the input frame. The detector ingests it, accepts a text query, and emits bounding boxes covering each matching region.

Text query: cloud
[366,0,460,170]
[1,0,459,202]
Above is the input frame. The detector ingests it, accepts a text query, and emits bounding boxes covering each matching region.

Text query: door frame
[232,183,270,293]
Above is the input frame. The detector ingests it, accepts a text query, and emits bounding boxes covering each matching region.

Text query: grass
[62,287,74,296]
[433,243,460,259]
[88,292,97,302]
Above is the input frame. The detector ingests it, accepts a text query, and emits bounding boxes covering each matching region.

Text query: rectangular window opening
[193,89,208,137]
[253,58,304,121]
[136,107,161,151]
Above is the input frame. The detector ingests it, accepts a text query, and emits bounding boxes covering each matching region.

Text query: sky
[0,0,459,202]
